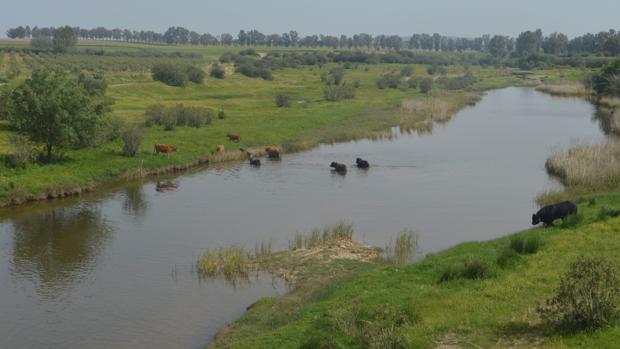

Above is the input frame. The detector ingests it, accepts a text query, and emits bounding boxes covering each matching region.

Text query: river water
[0,87,607,348]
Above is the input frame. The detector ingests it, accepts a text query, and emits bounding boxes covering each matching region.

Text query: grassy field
[209,192,620,348]
[0,42,548,207]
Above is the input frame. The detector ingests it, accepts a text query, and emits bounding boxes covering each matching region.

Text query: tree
[543,32,569,55]
[488,35,510,57]
[53,26,77,53]
[4,69,106,162]
[516,29,543,56]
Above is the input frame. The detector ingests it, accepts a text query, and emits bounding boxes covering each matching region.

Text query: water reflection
[10,204,112,294]
[155,180,179,193]
[122,184,148,216]
[592,106,620,137]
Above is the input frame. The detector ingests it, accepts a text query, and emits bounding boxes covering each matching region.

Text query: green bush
[538,256,620,332]
[210,64,226,79]
[330,303,412,349]
[186,66,205,84]
[121,124,143,157]
[419,78,433,93]
[510,235,541,254]
[497,246,520,268]
[439,258,493,282]
[376,73,401,89]
[597,207,620,221]
[275,93,291,108]
[4,135,36,167]
[400,65,413,77]
[218,109,226,119]
[560,212,584,228]
[323,83,355,101]
[145,104,212,130]
[161,112,177,131]
[151,63,187,86]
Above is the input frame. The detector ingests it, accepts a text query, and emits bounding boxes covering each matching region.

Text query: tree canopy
[3,69,107,161]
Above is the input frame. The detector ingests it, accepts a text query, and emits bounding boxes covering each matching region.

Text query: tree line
[6,25,620,56]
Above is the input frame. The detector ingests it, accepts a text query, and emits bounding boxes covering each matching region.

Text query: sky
[1,0,619,38]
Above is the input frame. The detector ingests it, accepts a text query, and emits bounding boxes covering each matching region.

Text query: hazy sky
[1,0,618,38]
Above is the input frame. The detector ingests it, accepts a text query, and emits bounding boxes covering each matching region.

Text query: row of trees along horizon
[5,25,620,56]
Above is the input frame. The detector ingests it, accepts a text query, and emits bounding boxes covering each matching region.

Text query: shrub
[275,93,291,108]
[376,73,401,89]
[151,63,187,86]
[400,65,413,77]
[497,246,520,268]
[330,303,412,349]
[438,72,476,90]
[538,256,620,332]
[186,66,205,84]
[439,258,493,282]
[210,63,226,79]
[161,112,177,131]
[144,104,166,127]
[510,235,541,254]
[218,109,226,119]
[258,68,273,80]
[560,212,583,228]
[419,78,433,93]
[407,79,418,89]
[5,135,36,167]
[596,206,620,221]
[145,104,212,130]
[121,124,143,157]
[100,116,125,142]
[323,83,355,101]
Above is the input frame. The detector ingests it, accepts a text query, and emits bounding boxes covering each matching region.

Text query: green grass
[209,192,620,348]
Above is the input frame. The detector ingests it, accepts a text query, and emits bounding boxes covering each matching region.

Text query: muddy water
[0,87,606,348]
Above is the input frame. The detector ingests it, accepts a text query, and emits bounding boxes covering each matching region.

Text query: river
[0,87,607,348]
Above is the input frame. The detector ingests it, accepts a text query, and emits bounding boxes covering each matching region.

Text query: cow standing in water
[154,144,178,158]
[355,158,370,169]
[265,146,281,159]
[330,162,347,174]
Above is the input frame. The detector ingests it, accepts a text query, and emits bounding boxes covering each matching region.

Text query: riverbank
[208,192,620,348]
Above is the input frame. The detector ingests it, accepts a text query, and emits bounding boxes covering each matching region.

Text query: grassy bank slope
[210,193,620,348]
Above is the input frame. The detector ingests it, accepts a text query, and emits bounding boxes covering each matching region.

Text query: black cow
[330,162,347,173]
[355,158,370,169]
[249,158,261,167]
[532,201,578,227]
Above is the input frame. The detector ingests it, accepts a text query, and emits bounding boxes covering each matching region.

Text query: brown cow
[154,144,178,158]
[265,146,281,159]
[227,133,240,143]
[214,144,225,154]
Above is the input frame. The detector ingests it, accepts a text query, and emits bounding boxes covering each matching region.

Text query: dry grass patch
[536,83,590,97]
[545,141,620,190]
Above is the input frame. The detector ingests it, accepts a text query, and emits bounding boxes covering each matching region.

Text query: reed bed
[536,83,590,98]
[545,141,620,190]
[196,222,377,285]
[383,230,419,264]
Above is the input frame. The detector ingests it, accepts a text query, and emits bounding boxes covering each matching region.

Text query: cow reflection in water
[155,180,179,193]
[10,205,112,293]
